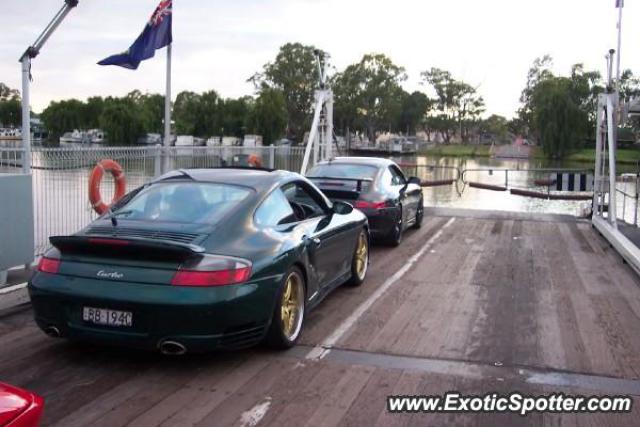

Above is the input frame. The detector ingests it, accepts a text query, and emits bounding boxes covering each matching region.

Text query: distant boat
[0,128,22,141]
[137,133,162,145]
[243,134,263,147]
[87,129,106,144]
[60,129,106,145]
[206,136,221,146]
[350,137,416,155]
[221,136,241,147]
[175,135,205,146]
[60,130,88,144]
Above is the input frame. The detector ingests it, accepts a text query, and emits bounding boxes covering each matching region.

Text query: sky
[1,0,639,118]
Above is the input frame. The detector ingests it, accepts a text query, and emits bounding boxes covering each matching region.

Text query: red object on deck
[0,383,44,427]
[510,188,593,201]
[421,179,456,187]
[467,182,507,192]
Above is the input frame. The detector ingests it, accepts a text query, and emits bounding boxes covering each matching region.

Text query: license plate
[82,307,132,327]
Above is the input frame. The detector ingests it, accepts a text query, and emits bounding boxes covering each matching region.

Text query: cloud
[1,0,638,118]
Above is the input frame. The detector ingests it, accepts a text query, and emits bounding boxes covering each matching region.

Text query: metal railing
[460,167,594,194]
[0,144,309,257]
[614,174,640,226]
[0,147,23,173]
[6,143,640,259]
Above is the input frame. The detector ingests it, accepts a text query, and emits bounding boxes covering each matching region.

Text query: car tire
[346,229,369,287]
[386,206,404,247]
[413,197,424,229]
[266,266,306,349]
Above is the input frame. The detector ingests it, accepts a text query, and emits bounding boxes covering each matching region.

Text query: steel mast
[300,50,334,175]
[19,0,79,173]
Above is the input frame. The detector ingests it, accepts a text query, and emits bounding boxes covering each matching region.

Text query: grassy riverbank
[421,144,640,165]
[419,144,492,157]
[564,148,640,165]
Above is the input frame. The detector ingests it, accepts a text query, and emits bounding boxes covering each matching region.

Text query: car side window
[254,188,295,227]
[380,168,393,187]
[389,166,406,186]
[281,182,326,221]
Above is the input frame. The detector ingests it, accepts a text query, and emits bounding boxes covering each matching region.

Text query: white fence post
[269,145,276,169]
[154,144,162,177]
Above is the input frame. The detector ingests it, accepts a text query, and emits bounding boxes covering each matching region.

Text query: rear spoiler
[308,176,373,192]
[49,235,205,259]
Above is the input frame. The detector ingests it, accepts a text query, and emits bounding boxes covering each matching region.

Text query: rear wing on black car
[308,176,373,200]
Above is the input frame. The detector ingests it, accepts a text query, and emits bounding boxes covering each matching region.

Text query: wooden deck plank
[1,212,639,426]
[303,364,375,427]
[156,354,273,427]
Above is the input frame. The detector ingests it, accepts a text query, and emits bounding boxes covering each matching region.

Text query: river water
[402,155,600,217]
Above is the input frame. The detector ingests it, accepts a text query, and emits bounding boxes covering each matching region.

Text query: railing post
[154,144,162,177]
[633,173,640,227]
[21,56,31,174]
[269,145,276,169]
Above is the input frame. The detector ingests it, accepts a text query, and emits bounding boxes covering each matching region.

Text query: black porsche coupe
[307,157,424,246]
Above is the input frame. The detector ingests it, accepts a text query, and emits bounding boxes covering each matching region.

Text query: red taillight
[38,257,60,274]
[88,238,131,246]
[171,267,251,287]
[171,255,252,287]
[354,200,386,210]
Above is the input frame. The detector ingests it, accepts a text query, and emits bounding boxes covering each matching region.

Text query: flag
[616,0,624,7]
[98,0,172,70]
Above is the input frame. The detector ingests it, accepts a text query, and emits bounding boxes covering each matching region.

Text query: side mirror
[408,176,421,185]
[332,200,354,215]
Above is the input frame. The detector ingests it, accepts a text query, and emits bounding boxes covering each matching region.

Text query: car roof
[315,157,395,168]
[154,168,297,190]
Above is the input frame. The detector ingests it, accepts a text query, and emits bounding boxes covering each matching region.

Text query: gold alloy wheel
[355,232,368,279]
[280,271,304,341]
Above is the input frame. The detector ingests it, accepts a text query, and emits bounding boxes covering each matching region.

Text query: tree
[618,69,640,103]
[99,101,145,145]
[530,77,588,159]
[480,114,509,142]
[333,53,407,140]
[0,83,21,127]
[517,55,554,135]
[0,98,20,127]
[41,99,87,140]
[0,83,19,101]
[424,114,455,142]
[173,91,203,135]
[247,88,287,145]
[251,43,326,142]
[84,96,105,129]
[399,91,431,135]
[199,90,221,136]
[568,63,603,134]
[219,96,253,137]
[138,93,165,134]
[421,68,484,142]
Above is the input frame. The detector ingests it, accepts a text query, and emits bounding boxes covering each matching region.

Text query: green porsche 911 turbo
[29,168,369,354]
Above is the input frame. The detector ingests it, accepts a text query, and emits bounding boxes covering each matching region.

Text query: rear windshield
[110,182,252,224]
[307,164,378,180]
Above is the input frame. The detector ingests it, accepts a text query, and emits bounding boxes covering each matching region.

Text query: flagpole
[615,1,623,89]
[164,43,172,148]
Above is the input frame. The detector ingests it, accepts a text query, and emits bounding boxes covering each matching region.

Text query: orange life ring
[248,154,262,168]
[89,159,126,215]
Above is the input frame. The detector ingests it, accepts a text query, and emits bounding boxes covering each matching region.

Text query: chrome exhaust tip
[44,326,61,338]
[159,340,187,356]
